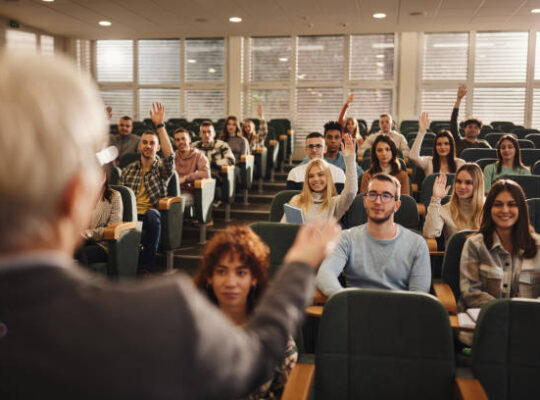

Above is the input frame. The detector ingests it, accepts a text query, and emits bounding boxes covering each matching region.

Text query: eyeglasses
[366,191,396,203]
[306,144,323,149]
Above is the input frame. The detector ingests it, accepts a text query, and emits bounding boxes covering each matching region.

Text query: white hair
[0,52,107,250]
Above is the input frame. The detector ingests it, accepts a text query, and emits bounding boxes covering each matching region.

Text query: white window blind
[75,39,91,73]
[185,90,225,121]
[100,90,134,122]
[249,37,291,81]
[421,89,465,121]
[530,89,540,129]
[473,88,525,125]
[96,40,133,82]
[348,89,393,125]
[350,35,394,81]
[296,87,343,141]
[422,33,468,80]
[534,32,540,80]
[138,40,180,84]
[297,36,344,81]
[246,89,290,120]
[185,38,225,82]
[475,32,528,83]
[6,29,37,53]
[138,89,181,120]
[40,35,54,57]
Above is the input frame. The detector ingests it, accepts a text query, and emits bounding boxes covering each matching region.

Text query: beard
[367,208,394,224]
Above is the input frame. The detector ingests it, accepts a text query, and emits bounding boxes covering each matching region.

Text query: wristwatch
[156,122,165,129]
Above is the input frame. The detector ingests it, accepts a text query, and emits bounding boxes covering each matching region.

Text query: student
[323,120,364,177]
[358,113,410,159]
[359,135,410,195]
[220,115,250,162]
[450,84,491,156]
[483,134,531,192]
[337,93,365,144]
[282,133,357,223]
[242,104,268,151]
[317,173,431,297]
[194,225,296,400]
[109,115,140,159]
[460,179,540,310]
[423,163,485,245]
[410,111,465,175]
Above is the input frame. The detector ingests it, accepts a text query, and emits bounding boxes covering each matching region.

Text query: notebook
[283,203,305,224]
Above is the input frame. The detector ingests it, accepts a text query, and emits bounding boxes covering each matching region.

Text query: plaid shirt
[249,119,268,151]
[120,154,174,208]
[192,139,235,170]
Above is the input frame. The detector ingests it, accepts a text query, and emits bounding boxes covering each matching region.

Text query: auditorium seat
[527,198,540,233]
[519,149,540,167]
[269,190,300,222]
[498,174,540,198]
[460,149,497,162]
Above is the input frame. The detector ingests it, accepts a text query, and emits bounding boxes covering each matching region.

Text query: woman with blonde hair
[337,93,365,145]
[282,133,357,222]
[242,104,268,152]
[423,163,485,245]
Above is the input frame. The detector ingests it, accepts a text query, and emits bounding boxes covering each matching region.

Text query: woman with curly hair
[194,225,297,399]
[359,135,410,194]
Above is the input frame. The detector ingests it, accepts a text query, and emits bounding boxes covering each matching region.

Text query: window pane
[40,35,54,57]
[96,40,133,82]
[297,36,344,81]
[530,89,540,128]
[185,89,225,121]
[473,88,525,125]
[100,90,133,121]
[76,39,92,74]
[246,89,290,120]
[422,33,468,80]
[249,37,291,81]
[348,89,393,125]
[295,87,343,142]
[475,32,528,83]
[138,89,181,120]
[6,30,37,53]
[138,40,180,84]
[185,38,225,81]
[421,89,466,121]
[350,35,394,81]
[534,32,540,80]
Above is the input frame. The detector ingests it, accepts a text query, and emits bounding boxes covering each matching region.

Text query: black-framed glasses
[306,144,323,149]
[366,191,396,203]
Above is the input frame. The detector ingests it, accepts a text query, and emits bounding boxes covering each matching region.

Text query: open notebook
[457,308,481,329]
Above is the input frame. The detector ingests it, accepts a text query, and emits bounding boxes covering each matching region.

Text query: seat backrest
[420,173,455,209]
[520,149,540,167]
[533,159,540,175]
[527,198,540,233]
[269,190,301,222]
[167,171,180,197]
[110,185,137,222]
[109,165,122,185]
[460,148,498,162]
[440,230,474,302]
[472,298,540,400]
[249,222,300,277]
[518,139,534,149]
[498,174,540,199]
[485,132,512,147]
[476,158,498,171]
[525,133,540,148]
[118,152,140,169]
[316,289,455,400]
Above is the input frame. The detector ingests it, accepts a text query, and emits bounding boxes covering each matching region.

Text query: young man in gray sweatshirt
[317,173,431,297]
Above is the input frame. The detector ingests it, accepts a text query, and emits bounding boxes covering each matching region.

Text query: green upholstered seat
[269,190,301,222]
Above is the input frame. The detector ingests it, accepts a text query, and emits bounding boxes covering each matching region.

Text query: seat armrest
[158,196,183,210]
[287,129,294,136]
[412,183,419,193]
[433,282,457,314]
[104,222,137,240]
[281,363,315,400]
[220,165,235,173]
[455,378,488,400]
[417,202,426,216]
[313,288,328,305]
[279,134,287,141]
[306,305,323,318]
[425,238,438,252]
[268,139,278,146]
[239,154,254,163]
[194,178,214,189]
[253,146,266,154]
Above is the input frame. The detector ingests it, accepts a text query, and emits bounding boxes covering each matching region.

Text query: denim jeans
[137,208,161,271]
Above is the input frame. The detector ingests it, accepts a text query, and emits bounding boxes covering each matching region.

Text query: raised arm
[334,134,358,220]
[150,102,173,157]
[256,104,268,148]
[451,85,467,143]
[423,174,451,239]
[338,93,354,127]
[410,112,431,172]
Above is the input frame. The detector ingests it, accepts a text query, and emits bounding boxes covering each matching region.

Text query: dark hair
[120,116,132,122]
[102,163,114,202]
[200,120,214,129]
[495,134,526,174]
[480,180,537,258]
[306,132,324,141]
[324,121,343,135]
[369,135,401,175]
[193,225,270,315]
[220,116,242,141]
[464,118,482,129]
[141,130,158,139]
[432,130,457,173]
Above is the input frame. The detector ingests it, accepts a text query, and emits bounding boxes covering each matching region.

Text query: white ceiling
[2,0,540,39]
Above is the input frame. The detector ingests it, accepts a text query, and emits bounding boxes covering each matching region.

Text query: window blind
[297,36,344,81]
[138,40,180,84]
[96,40,133,83]
[249,37,291,82]
[185,38,225,82]
[350,34,394,81]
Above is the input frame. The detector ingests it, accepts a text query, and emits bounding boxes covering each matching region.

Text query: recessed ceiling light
[187,59,197,64]
[532,9,540,14]
[208,68,216,73]
[99,20,112,26]
[229,17,242,23]
[373,13,387,19]
[42,0,55,2]
[279,57,288,62]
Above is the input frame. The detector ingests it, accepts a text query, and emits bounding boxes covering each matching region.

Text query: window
[100,90,133,122]
[350,35,394,81]
[295,87,343,136]
[185,90,225,121]
[245,89,290,120]
[348,89,393,126]
[249,37,291,82]
[297,36,344,81]
[96,40,133,82]
[422,33,468,80]
[138,89,181,120]
[5,30,37,53]
[40,35,54,57]
[473,88,525,126]
[138,40,180,84]
[475,32,527,83]
[420,89,465,121]
[75,39,91,74]
[531,89,540,129]
[185,38,225,82]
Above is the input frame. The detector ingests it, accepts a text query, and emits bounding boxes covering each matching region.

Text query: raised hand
[432,173,451,200]
[284,218,341,269]
[150,102,165,126]
[346,93,354,104]
[340,132,356,156]
[257,103,264,118]
[105,106,112,120]
[457,84,467,99]
[419,111,430,133]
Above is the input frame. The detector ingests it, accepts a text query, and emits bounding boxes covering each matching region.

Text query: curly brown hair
[193,225,270,314]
